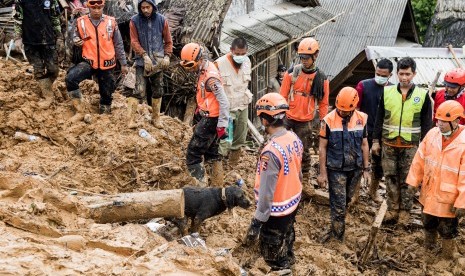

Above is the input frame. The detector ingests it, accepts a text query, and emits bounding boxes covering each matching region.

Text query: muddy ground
[0,58,464,275]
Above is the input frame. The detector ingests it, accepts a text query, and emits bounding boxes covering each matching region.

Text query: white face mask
[441,130,452,137]
[232,55,246,64]
[375,76,389,85]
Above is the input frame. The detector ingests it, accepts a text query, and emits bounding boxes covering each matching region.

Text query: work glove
[73,36,84,47]
[216,127,228,140]
[455,208,465,219]
[371,141,381,156]
[143,53,153,73]
[160,55,170,69]
[243,218,262,246]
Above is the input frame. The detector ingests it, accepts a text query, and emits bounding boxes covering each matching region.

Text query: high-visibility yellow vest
[382,85,427,142]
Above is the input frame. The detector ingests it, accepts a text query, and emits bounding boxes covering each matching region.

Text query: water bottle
[14,131,40,142]
[226,117,234,143]
[138,129,157,144]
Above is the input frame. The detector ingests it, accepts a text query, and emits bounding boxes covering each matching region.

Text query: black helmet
[277,64,287,72]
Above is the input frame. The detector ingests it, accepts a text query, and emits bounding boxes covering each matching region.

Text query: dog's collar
[221,188,229,209]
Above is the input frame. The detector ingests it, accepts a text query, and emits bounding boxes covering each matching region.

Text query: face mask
[375,76,389,85]
[232,55,246,64]
[441,130,452,137]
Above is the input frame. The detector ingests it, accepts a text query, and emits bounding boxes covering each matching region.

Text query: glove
[216,127,228,140]
[143,54,153,73]
[160,55,170,69]
[455,208,465,219]
[243,218,262,246]
[73,36,84,47]
[371,141,381,156]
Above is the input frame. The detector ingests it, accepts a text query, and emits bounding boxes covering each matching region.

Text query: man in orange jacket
[65,0,128,115]
[180,43,230,187]
[244,93,303,274]
[406,100,465,259]
[280,37,329,196]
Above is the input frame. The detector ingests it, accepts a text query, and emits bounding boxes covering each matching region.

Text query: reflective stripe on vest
[77,15,117,70]
[254,131,303,216]
[196,61,223,117]
[382,85,427,142]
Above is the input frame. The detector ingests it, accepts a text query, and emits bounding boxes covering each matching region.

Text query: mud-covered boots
[37,78,54,109]
[424,230,438,250]
[187,163,207,187]
[398,210,410,226]
[127,97,139,129]
[99,104,111,114]
[442,238,462,259]
[229,149,241,166]
[151,97,163,128]
[301,171,314,199]
[369,178,383,203]
[70,98,84,122]
[383,210,399,224]
[209,160,224,187]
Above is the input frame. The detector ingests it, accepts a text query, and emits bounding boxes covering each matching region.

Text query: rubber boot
[229,149,241,166]
[151,98,163,129]
[127,97,139,129]
[369,178,383,203]
[424,230,438,250]
[187,163,207,187]
[442,238,462,259]
[383,210,399,224]
[70,98,84,122]
[398,210,410,226]
[210,160,224,187]
[301,171,314,199]
[37,78,54,109]
[99,104,111,114]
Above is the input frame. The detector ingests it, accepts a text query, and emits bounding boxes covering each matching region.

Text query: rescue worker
[215,37,252,165]
[13,0,63,109]
[355,58,394,203]
[433,68,465,125]
[128,0,173,129]
[372,57,433,225]
[65,0,128,115]
[244,93,303,275]
[407,100,465,259]
[180,43,230,187]
[268,64,287,93]
[280,37,329,197]
[317,87,370,241]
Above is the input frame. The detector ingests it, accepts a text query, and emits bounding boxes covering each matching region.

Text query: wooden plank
[312,189,329,205]
[247,119,264,144]
[360,199,388,265]
[0,7,13,14]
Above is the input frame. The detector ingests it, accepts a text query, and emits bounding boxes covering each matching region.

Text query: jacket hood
[137,0,157,15]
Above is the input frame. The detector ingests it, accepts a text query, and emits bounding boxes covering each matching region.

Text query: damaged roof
[219,2,334,56]
[315,0,419,80]
[366,46,465,87]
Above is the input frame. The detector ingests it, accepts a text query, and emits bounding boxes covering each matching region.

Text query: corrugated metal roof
[220,2,334,55]
[366,46,465,87]
[314,0,412,80]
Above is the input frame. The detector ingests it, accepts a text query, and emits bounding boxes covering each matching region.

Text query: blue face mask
[232,55,246,64]
[375,76,389,85]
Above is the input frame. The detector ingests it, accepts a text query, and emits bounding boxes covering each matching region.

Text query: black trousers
[260,210,297,271]
[65,62,115,105]
[24,44,59,81]
[186,116,220,166]
[422,212,458,239]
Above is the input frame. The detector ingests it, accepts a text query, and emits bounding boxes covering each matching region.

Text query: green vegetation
[411,0,438,42]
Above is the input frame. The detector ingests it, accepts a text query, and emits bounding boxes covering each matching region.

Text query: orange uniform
[406,125,465,218]
[196,61,223,117]
[280,68,329,121]
[77,15,117,70]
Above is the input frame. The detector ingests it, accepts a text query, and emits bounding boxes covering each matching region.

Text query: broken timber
[360,199,388,265]
[80,189,185,223]
[247,119,264,145]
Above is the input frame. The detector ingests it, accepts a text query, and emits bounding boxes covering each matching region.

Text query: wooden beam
[360,199,388,265]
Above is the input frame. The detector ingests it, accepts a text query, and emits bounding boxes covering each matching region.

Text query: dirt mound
[0,58,463,275]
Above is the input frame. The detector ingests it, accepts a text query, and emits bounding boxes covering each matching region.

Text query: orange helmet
[256,93,289,117]
[87,0,105,8]
[435,100,465,121]
[335,87,359,111]
[298,38,319,55]
[180,43,203,68]
[444,68,465,87]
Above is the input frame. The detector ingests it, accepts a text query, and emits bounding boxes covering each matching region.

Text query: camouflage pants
[284,118,312,172]
[381,145,417,212]
[259,210,297,270]
[422,213,458,239]
[24,44,59,81]
[328,169,362,240]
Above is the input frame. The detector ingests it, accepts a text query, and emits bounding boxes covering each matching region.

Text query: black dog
[174,185,251,235]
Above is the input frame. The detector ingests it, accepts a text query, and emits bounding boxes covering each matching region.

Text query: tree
[411,0,437,43]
